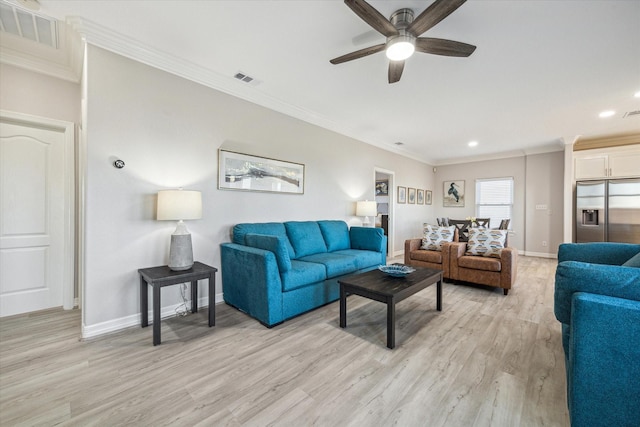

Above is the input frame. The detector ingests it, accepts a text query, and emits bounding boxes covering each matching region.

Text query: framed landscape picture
[417,189,424,205]
[218,150,304,194]
[397,186,406,204]
[444,180,464,207]
[426,190,432,205]
[408,188,416,204]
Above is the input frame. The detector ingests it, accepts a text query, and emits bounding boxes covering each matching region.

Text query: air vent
[0,0,58,48]
[234,72,254,83]
[623,110,640,118]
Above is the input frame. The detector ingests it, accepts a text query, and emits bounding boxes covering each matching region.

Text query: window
[475,177,513,228]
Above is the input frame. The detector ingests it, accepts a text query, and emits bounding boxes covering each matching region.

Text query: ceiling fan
[330,0,476,84]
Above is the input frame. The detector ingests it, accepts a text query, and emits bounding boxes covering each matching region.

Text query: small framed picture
[444,180,465,207]
[417,189,424,205]
[397,186,406,204]
[426,190,432,205]
[408,188,416,204]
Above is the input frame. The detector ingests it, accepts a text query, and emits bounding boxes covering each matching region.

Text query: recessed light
[468,141,478,147]
[599,110,615,118]
[634,91,640,98]
[394,142,404,146]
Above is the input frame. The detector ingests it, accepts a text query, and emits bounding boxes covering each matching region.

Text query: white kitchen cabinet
[574,145,640,180]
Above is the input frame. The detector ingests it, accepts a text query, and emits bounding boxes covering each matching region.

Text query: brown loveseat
[404,229,459,280]
[449,240,517,295]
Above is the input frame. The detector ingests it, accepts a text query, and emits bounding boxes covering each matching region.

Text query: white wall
[82,46,433,334]
[0,63,80,123]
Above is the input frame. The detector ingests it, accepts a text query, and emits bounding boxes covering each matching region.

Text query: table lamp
[356,200,377,227]
[157,189,202,271]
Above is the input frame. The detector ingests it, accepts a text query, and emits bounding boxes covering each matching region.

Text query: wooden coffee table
[339,266,442,349]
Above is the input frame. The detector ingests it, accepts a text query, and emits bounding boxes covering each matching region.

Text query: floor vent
[0,0,58,48]
[623,110,640,118]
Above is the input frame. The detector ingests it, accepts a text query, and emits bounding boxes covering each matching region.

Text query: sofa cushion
[411,250,443,264]
[333,249,382,270]
[245,234,292,273]
[421,225,456,251]
[298,253,358,278]
[466,228,507,258]
[622,252,640,267]
[458,255,502,272]
[233,222,295,258]
[281,260,327,292]
[318,220,351,252]
[284,221,328,258]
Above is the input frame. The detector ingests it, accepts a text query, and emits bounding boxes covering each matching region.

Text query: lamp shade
[356,200,377,217]
[157,190,202,221]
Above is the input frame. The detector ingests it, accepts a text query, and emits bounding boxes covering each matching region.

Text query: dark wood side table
[138,261,217,346]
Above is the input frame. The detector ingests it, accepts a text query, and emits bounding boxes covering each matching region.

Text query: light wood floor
[0,256,568,426]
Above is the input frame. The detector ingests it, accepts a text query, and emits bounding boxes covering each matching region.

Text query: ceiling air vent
[0,0,58,48]
[623,110,640,118]
[234,72,254,83]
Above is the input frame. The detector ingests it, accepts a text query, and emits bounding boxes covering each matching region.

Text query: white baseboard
[81,293,224,339]
[524,251,557,259]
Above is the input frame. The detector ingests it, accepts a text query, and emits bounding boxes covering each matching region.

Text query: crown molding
[573,132,640,151]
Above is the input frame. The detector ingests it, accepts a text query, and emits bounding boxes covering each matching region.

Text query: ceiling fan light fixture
[386,40,415,61]
[386,34,415,61]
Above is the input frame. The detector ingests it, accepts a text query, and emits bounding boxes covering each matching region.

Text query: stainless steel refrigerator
[575,178,640,244]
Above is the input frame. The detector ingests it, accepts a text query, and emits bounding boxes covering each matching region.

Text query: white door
[0,112,74,317]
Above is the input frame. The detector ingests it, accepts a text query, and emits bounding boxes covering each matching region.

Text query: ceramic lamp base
[168,233,193,271]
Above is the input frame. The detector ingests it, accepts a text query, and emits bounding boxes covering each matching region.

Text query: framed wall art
[218,150,305,194]
[444,180,464,207]
[408,187,416,204]
[397,186,406,204]
[426,190,432,205]
[417,189,424,205]
[375,179,389,196]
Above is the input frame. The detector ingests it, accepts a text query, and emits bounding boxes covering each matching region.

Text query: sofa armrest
[404,238,422,264]
[220,243,284,326]
[350,227,387,262]
[449,242,467,279]
[500,247,517,288]
[554,261,640,324]
[568,293,640,426]
[558,242,640,265]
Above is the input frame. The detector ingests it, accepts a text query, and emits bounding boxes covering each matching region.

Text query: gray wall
[432,152,564,255]
[82,45,434,332]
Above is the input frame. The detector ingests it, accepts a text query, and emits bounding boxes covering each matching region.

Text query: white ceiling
[11,1,640,164]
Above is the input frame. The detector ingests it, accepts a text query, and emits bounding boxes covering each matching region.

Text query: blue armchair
[554,242,640,427]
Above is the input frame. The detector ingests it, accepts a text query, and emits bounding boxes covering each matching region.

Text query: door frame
[374,167,395,258]
[1,110,75,310]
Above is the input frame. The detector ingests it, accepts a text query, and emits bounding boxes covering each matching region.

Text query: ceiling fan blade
[345,0,398,37]
[407,0,467,36]
[415,37,476,57]
[388,60,405,84]
[330,43,386,64]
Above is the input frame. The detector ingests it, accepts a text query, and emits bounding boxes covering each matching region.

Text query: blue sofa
[554,242,640,427]
[221,220,387,327]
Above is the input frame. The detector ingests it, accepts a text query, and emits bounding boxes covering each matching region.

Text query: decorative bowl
[378,264,415,277]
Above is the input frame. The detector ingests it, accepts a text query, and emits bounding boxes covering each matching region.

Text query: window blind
[476,178,514,228]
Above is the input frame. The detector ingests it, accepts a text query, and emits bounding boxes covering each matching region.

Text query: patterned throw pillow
[421,225,456,251]
[466,228,507,258]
